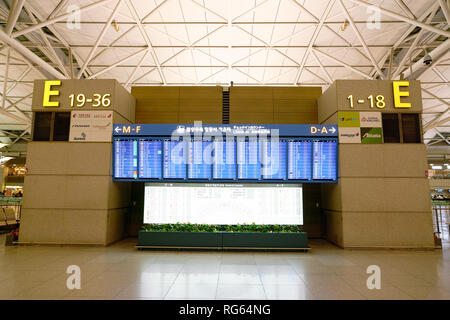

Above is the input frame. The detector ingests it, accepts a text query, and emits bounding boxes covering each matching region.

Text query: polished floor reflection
[0,236,449,300]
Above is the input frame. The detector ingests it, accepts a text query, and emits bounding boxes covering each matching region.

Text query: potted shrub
[138,223,308,249]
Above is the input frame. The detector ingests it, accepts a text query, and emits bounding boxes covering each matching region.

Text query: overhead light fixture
[112,20,119,32]
[0,156,13,164]
[340,20,349,31]
[431,165,443,170]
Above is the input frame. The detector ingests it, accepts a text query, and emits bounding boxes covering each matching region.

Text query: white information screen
[144,183,303,225]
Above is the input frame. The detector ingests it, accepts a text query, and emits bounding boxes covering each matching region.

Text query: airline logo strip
[69,110,113,142]
[337,111,383,144]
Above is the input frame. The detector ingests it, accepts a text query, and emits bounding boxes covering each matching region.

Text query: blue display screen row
[113,137,338,182]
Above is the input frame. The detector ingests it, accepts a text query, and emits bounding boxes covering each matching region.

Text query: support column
[318,80,434,248]
[19,79,135,245]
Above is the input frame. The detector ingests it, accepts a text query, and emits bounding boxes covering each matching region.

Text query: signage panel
[69,110,113,142]
[338,127,361,144]
[33,79,116,110]
[113,124,338,138]
[359,112,382,128]
[338,111,360,127]
[338,111,383,144]
[361,127,383,144]
[336,80,421,112]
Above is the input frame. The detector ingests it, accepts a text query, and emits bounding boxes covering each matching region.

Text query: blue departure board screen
[188,140,213,179]
[262,141,287,180]
[213,139,236,179]
[288,141,312,180]
[113,135,338,183]
[312,141,338,180]
[139,140,162,179]
[163,140,187,179]
[114,139,137,178]
[237,138,261,180]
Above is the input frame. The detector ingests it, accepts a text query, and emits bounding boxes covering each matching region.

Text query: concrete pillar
[19,79,135,245]
[318,80,434,248]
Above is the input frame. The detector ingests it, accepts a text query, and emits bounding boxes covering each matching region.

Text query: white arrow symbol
[330,127,336,133]
[114,127,122,133]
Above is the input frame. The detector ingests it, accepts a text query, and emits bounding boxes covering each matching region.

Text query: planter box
[222,232,308,249]
[138,231,308,249]
[138,231,221,248]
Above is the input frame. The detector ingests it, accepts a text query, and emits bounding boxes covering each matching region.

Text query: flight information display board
[112,124,338,183]
[213,140,236,180]
[237,138,261,180]
[113,137,337,183]
[144,183,303,225]
[114,139,138,179]
[262,141,287,180]
[312,141,338,180]
[163,140,186,179]
[288,141,312,180]
[188,140,213,179]
[139,140,162,179]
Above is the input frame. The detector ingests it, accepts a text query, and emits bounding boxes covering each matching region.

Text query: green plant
[142,223,303,233]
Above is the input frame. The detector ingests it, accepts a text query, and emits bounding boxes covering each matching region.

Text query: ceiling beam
[313,48,373,79]
[392,5,440,79]
[294,0,336,84]
[0,107,31,125]
[311,50,333,84]
[0,28,66,79]
[6,20,447,25]
[87,47,148,79]
[338,0,384,79]
[346,0,450,38]
[403,38,450,80]
[438,0,450,26]
[47,0,70,19]
[125,50,149,88]
[24,4,70,78]
[393,0,415,19]
[12,0,115,38]
[5,0,25,35]
[77,0,123,79]
[423,88,450,132]
[434,128,450,145]
[125,0,167,84]
[23,3,90,79]
[1,47,11,110]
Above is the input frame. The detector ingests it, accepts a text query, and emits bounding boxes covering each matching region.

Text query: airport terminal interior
[0,0,450,301]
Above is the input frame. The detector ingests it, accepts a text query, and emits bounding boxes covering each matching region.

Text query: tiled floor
[0,235,449,300]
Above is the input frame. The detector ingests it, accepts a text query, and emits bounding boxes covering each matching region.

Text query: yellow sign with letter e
[42,80,61,107]
[392,81,411,108]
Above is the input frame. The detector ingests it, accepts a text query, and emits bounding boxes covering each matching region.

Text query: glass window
[53,112,71,141]
[382,113,400,143]
[33,112,52,141]
[402,113,421,143]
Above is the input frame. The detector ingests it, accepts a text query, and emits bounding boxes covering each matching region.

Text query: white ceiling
[0,0,449,150]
